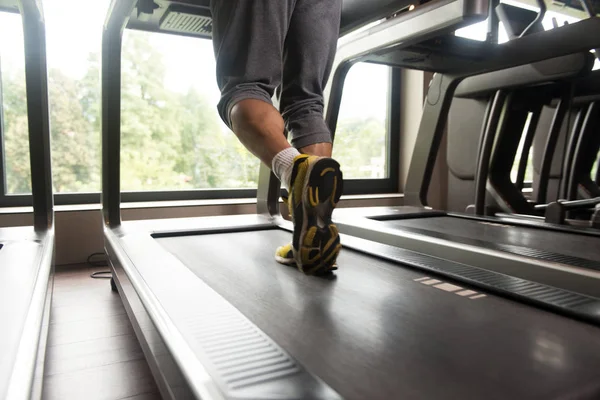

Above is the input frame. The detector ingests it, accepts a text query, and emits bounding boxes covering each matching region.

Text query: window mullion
[0,54,8,201]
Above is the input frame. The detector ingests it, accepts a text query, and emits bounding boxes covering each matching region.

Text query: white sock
[272,147,301,190]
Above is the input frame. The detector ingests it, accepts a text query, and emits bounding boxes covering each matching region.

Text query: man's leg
[210,0,299,186]
[273,0,344,274]
[280,0,343,154]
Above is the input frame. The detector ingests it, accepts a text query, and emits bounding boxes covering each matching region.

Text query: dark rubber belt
[157,229,600,400]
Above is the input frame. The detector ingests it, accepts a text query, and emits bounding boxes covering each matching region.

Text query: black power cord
[87,252,112,279]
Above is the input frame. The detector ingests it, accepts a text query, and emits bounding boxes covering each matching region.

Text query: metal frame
[566,101,600,199]
[482,57,594,216]
[326,15,600,272]
[0,1,55,399]
[323,0,489,132]
[101,2,600,398]
[402,19,600,207]
[102,0,138,227]
[486,93,535,214]
[100,3,600,235]
[0,2,53,223]
[515,106,541,191]
[0,54,6,202]
[596,150,600,185]
[474,90,509,215]
[560,106,586,199]
[100,1,497,397]
[535,86,574,204]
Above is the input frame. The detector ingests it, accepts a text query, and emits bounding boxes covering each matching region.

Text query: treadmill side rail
[0,229,54,400]
[105,225,343,400]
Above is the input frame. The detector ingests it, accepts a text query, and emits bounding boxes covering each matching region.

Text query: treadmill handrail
[474,90,508,215]
[102,0,137,227]
[535,87,573,204]
[323,0,489,134]
[561,106,586,199]
[454,53,594,98]
[567,102,600,199]
[19,0,54,231]
[3,230,54,400]
[404,18,600,207]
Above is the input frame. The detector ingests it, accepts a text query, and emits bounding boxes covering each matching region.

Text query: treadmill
[325,4,600,296]
[104,1,600,399]
[0,1,55,399]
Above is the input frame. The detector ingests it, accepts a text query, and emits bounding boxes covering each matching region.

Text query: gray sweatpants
[209,0,343,149]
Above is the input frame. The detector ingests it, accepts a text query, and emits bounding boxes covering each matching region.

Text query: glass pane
[333,63,390,179]
[1,11,31,195]
[510,113,534,184]
[120,31,259,191]
[592,151,599,181]
[42,0,110,194]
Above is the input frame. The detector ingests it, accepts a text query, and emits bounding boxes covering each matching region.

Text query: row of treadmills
[1,0,600,398]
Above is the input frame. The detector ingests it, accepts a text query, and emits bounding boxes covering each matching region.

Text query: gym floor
[42,265,161,400]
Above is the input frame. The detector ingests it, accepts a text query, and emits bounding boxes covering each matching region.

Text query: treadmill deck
[384,216,600,263]
[156,228,600,400]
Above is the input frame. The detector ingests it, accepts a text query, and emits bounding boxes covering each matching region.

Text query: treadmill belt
[157,229,600,400]
[385,216,600,265]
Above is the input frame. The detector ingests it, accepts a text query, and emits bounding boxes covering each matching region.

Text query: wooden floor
[43,266,162,400]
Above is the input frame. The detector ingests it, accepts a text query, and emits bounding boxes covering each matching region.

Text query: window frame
[0,56,400,207]
[0,56,7,202]
[339,65,400,195]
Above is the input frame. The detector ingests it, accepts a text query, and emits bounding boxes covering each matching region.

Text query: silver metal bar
[324,0,489,134]
[18,0,53,231]
[579,0,600,61]
[0,53,6,200]
[519,0,546,38]
[4,229,54,400]
[101,0,137,228]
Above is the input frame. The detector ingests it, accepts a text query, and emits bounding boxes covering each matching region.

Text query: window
[1,0,111,206]
[334,62,395,183]
[120,31,259,192]
[1,11,30,196]
[1,0,398,206]
[510,113,534,186]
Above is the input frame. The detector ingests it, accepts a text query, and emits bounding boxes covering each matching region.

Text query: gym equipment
[543,197,600,224]
[0,1,55,399]
[103,1,600,399]
[329,5,600,290]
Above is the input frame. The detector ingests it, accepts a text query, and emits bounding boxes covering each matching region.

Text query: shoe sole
[275,254,295,265]
[276,254,340,271]
[294,158,343,275]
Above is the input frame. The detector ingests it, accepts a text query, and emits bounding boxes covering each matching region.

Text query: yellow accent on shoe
[286,154,344,275]
[320,167,335,176]
[274,243,295,265]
